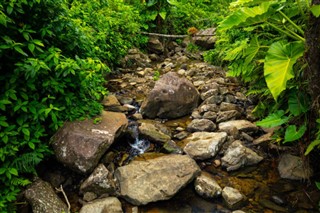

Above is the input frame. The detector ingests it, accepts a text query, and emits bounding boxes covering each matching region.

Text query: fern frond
[10,177,31,187]
[11,152,42,174]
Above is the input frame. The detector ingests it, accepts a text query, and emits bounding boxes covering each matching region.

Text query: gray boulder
[183,132,227,160]
[194,172,222,199]
[79,197,123,213]
[216,110,241,123]
[187,118,216,132]
[221,140,263,171]
[219,120,258,133]
[115,154,200,205]
[278,154,313,180]
[80,164,117,196]
[52,111,128,173]
[24,179,68,213]
[147,36,164,54]
[140,72,200,119]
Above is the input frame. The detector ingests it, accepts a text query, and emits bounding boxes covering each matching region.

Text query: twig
[56,185,71,213]
[140,32,215,38]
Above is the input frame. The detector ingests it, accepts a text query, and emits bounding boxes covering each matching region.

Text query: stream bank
[19,37,320,213]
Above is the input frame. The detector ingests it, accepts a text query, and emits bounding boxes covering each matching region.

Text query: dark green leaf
[305,140,320,155]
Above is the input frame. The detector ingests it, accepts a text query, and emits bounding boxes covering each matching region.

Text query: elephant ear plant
[206,0,320,152]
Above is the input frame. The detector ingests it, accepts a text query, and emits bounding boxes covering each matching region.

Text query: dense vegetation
[1,0,320,211]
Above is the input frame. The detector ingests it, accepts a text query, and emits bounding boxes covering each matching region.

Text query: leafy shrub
[206,0,315,150]
[0,0,140,211]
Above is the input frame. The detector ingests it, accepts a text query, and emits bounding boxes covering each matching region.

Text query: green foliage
[0,0,141,211]
[208,0,313,146]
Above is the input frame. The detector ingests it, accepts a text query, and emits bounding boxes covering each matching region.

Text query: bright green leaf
[9,168,18,176]
[264,41,305,100]
[256,110,289,127]
[22,128,30,137]
[13,46,28,56]
[305,140,320,155]
[28,43,35,53]
[28,142,35,150]
[159,11,167,20]
[283,124,307,143]
[315,182,320,190]
[310,5,320,17]
[0,120,9,127]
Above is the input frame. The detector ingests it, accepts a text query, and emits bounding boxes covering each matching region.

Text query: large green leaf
[310,4,320,18]
[264,41,305,100]
[288,90,309,116]
[219,1,276,30]
[283,124,306,143]
[244,36,260,65]
[256,110,289,128]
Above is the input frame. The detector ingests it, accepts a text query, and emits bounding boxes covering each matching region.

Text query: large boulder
[52,111,128,174]
[24,179,68,213]
[114,154,200,205]
[140,72,200,119]
[183,132,227,160]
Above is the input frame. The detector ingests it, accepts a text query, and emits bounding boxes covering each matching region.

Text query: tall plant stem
[267,22,305,42]
[278,10,305,35]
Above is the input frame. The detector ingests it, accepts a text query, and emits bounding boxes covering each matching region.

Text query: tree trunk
[305,0,320,130]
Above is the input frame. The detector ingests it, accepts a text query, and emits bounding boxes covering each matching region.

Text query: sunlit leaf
[264,41,304,100]
[310,5,320,17]
[256,110,289,127]
[283,124,306,143]
[305,140,320,155]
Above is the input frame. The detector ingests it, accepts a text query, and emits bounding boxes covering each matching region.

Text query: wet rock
[253,132,273,145]
[147,37,164,54]
[24,179,68,213]
[194,172,222,199]
[232,211,246,213]
[216,110,241,123]
[173,131,189,140]
[221,140,263,171]
[187,119,216,132]
[240,132,254,142]
[204,95,224,105]
[193,28,217,49]
[138,121,171,144]
[120,48,151,68]
[183,132,227,160]
[201,89,220,100]
[202,111,217,121]
[102,95,128,112]
[83,192,97,202]
[199,104,219,113]
[79,197,123,213]
[258,199,287,212]
[220,102,239,112]
[162,140,183,154]
[80,164,117,196]
[177,55,189,64]
[222,186,246,209]
[115,154,200,205]
[278,154,313,180]
[218,120,258,133]
[140,72,200,119]
[52,111,128,173]
[131,113,143,120]
[191,110,202,119]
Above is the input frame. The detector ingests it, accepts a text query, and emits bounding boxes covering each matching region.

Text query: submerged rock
[222,186,246,209]
[221,140,263,171]
[24,179,68,213]
[183,132,227,160]
[138,121,171,144]
[115,154,200,205]
[140,72,200,119]
[278,154,313,180]
[52,111,128,174]
[79,197,123,213]
[194,172,222,199]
